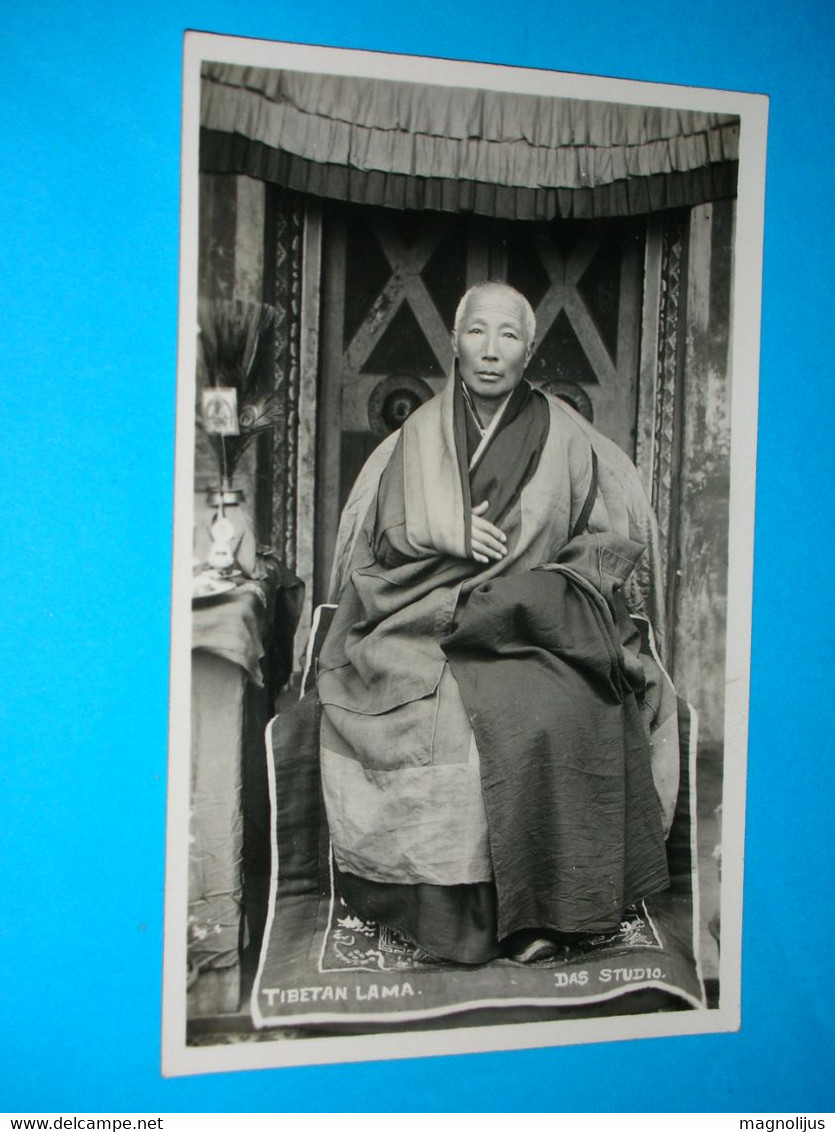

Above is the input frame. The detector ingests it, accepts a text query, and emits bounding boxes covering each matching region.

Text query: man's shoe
[506,934,560,963]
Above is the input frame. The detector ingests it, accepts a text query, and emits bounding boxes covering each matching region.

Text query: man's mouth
[476,370,503,378]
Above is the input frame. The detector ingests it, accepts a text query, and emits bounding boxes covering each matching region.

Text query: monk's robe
[317,373,678,964]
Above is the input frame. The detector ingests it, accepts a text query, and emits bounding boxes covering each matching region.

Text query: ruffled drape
[200,63,738,219]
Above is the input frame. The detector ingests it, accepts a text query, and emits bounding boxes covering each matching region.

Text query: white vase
[195,482,258,576]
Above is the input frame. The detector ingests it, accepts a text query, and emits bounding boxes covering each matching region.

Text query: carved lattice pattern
[270,196,304,569]
[651,215,686,584]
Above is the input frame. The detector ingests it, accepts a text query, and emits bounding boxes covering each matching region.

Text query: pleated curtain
[200,62,738,219]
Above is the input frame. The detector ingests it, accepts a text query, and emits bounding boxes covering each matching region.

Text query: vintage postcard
[163,30,767,1076]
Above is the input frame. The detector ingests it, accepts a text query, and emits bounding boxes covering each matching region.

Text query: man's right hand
[471,500,508,564]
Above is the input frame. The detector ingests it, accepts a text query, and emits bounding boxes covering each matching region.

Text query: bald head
[453,282,536,351]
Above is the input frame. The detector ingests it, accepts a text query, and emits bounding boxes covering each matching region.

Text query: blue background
[3,0,834,1113]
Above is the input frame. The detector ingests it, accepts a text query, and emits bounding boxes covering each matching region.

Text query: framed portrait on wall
[163,29,767,1077]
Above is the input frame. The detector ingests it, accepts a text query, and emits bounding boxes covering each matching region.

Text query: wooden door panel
[506,219,645,457]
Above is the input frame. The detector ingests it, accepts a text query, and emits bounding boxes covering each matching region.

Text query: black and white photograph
[163,32,766,1076]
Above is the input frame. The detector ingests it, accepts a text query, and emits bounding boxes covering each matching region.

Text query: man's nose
[481,334,499,359]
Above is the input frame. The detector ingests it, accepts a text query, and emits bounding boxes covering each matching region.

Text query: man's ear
[451,330,459,357]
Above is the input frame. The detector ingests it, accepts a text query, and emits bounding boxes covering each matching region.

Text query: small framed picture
[201,387,239,436]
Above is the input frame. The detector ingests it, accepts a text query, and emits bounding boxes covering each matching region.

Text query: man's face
[454,285,532,404]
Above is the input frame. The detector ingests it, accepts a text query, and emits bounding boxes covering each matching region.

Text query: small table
[188,566,302,1017]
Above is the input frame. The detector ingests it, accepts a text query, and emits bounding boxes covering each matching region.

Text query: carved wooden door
[314,201,646,601]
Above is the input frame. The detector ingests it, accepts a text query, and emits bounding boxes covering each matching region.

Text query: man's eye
[503,331,518,339]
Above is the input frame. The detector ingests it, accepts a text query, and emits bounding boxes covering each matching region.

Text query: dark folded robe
[442,550,669,940]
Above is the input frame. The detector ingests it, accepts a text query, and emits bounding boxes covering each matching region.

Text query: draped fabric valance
[200,63,739,220]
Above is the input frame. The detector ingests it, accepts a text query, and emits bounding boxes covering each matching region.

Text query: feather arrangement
[197,299,278,481]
